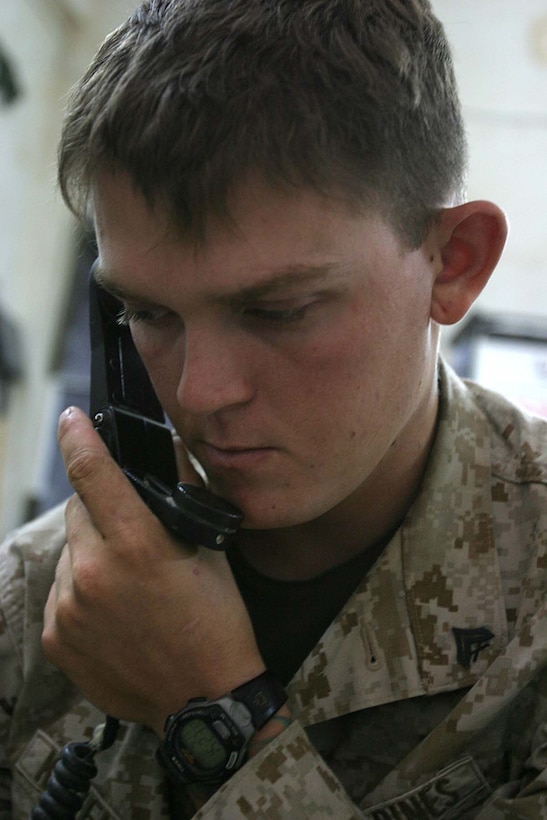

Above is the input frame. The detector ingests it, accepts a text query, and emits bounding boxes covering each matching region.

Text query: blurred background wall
[0,0,134,533]
[0,0,545,534]
[438,0,547,320]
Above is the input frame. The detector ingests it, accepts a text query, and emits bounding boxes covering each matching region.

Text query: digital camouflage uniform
[0,360,546,819]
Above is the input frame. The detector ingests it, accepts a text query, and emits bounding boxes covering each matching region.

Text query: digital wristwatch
[157,671,288,784]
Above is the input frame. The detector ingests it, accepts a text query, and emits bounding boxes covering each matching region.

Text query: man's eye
[242,303,312,324]
[116,306,170,326]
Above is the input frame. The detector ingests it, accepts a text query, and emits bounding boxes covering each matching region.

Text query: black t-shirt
[227,536,390,686]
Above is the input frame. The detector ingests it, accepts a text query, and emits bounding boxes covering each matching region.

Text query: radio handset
[88,261,243,549]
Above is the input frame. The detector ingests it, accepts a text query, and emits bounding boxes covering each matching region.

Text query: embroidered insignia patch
[452,626,495,669]
[363,756,492,820]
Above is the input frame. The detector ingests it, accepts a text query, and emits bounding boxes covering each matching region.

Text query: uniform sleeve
[475,710,547,819]
[192,720,362,819]
[476,789,547,819]
[0,534,27,820]
[0,506,67,820]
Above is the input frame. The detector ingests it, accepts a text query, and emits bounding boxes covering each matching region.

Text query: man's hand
[43,406,264,736]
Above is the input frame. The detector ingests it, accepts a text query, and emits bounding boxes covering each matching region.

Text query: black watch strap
[231,670,287,729]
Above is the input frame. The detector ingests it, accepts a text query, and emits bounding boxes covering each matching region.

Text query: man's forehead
[91,169,409,302]
[91,167,382,241]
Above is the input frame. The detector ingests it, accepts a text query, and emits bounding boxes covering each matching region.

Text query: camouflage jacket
[1,361,546,819]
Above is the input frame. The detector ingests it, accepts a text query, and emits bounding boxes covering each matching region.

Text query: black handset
[88,262,243,549]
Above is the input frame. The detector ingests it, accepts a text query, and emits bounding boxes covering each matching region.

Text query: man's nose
[176,324,254,416]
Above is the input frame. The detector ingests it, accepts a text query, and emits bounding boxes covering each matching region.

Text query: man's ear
[430,201,508,325]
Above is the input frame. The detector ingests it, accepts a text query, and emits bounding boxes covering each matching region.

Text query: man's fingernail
[59,406,75,424]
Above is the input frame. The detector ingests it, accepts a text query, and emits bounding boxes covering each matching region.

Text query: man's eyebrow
[92,261,346,304]
[219,264,347,304]
[92,263,116,292]
[92,263,148,303]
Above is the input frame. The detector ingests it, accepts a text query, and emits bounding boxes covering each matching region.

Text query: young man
[1,0,546,817]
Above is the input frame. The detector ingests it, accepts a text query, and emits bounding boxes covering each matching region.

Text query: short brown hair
[58,0,467,246]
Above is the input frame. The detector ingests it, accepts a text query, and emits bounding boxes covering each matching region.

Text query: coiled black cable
[30,716,119,820]
[30,742,97,820]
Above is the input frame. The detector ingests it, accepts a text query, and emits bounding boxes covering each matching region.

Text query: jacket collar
[288,361,508,726]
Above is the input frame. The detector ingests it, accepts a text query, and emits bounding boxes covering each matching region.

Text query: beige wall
[0,0,132,532]
[0,1,545,534]
[433,0,547,329]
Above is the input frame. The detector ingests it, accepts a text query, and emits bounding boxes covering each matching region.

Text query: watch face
[179,718,228,769]
[160,699,255,784]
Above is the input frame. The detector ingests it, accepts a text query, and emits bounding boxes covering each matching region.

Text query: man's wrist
[156,671,288,784]
[247,704,293,758]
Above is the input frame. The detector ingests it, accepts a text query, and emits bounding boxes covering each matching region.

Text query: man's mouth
[198,441,277,470]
